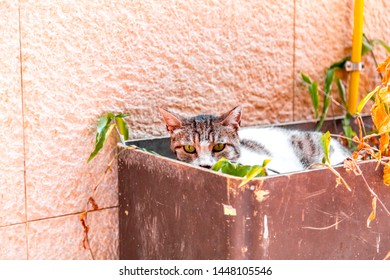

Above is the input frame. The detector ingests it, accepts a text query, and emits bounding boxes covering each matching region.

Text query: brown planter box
[118,118,390,260]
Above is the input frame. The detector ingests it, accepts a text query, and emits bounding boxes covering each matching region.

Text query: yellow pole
[347,0,364,114]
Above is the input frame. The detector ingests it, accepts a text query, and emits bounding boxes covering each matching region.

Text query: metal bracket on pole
[345,61,365,72]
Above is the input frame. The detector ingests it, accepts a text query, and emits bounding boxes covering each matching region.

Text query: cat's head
[160,105,242,168]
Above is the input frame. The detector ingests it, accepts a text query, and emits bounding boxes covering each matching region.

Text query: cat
[159,105,350,174]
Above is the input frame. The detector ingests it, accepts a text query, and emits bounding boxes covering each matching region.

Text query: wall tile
[0,224,27,260]
[364,0,390,65]
[27,214,90,260]
[87,207,119,260]
[0,171,25,226]
[294,0,354,121]
[27,208,118,260]
[11,0,390,260]
[20,0,294,219]
[0,0,26,226]
[294,0,390,120]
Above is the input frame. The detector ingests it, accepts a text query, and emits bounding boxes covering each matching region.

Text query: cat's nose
[200,164,212,169]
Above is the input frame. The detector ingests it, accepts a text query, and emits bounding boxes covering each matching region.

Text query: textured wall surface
[294,0,390,121]
[0,0,25,231]
[27,208,118,260]
[0,0,389,259]
[361,0,390,101]
[294,0,354,120]
[0,224,27,260]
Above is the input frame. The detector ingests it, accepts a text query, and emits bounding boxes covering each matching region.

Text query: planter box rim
[125,114,372,143]
[119,142,382,184]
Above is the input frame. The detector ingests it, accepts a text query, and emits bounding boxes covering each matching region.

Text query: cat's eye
[213,143,226,152]
[183,145,196,154]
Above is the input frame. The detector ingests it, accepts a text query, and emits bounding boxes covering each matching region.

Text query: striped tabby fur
[160,105,350,174]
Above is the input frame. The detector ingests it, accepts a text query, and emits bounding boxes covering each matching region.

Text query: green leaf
[361,39,374,56]
[262,158,271,167]
[238,160,270,188]
[308,82,319,118]
[336,78,347,107]
[88,112,130,163]
[324,96,332,112]
[316,69,334,130]
[324,68,335,94]
[320,131,331,164]
[115,113,131,119]
[96,113,114,142]
[329,56,350,70]
[96,113,113,132]
[357,86,379,114]
[88,123,116,163]
[234,165,252,177]
[221,161,237,176]
[301,73,312,84]
[212,157,229,172]
[316,94,332,131]
[371,39,390,53]
[342,116,356,149]
[238,165,263,188]
[212,157,238,176]
[212,158,270,182]
[115,116,129,141]
[342,117,351,136]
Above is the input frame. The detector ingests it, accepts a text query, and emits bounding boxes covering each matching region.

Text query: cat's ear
[159,108,183,132]
[220,105,242,129]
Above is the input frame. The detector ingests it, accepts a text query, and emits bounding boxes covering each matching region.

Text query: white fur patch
[238,127,349,174]
[238,127,303,173]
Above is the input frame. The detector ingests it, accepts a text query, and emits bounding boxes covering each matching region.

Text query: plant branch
[81,145,134,259]
[363,33,383,80]
[354,161,390,216]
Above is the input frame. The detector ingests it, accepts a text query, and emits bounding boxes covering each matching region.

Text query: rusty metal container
[118,119,390,260]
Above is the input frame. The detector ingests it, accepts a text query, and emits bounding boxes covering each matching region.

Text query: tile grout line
[0,206,119,229]
[292,0,297,122]
[17,0,28,261]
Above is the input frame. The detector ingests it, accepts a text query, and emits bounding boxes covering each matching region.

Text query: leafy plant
[317,131,351,192]
[364,57,390,186]
[301,35,390,138]
[341,117,355,149]
[87,113,130,162]
[319,56,390,232]
[212,157,270,188]
[320,131,331,164]
[81,112,131,258]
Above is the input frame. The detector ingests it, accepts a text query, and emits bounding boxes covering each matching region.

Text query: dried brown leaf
[343,158,361,176]
[379,86,390,103]
[79,211,90,250]
[82,234,89,250]
[79,211,87,221]
[377,56,390,73]
[335,177,342,188]
[351,151,361,160]
[377,56,390,84]
[89,197,99,210]
[378,115,390,135]
[383,163,390,186]
[380,133,390,155]
[371,96,388,131]
[368,135,380,147]
[325,163,351,191]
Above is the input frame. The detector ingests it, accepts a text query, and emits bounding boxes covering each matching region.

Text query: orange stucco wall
[0,0,389,259]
